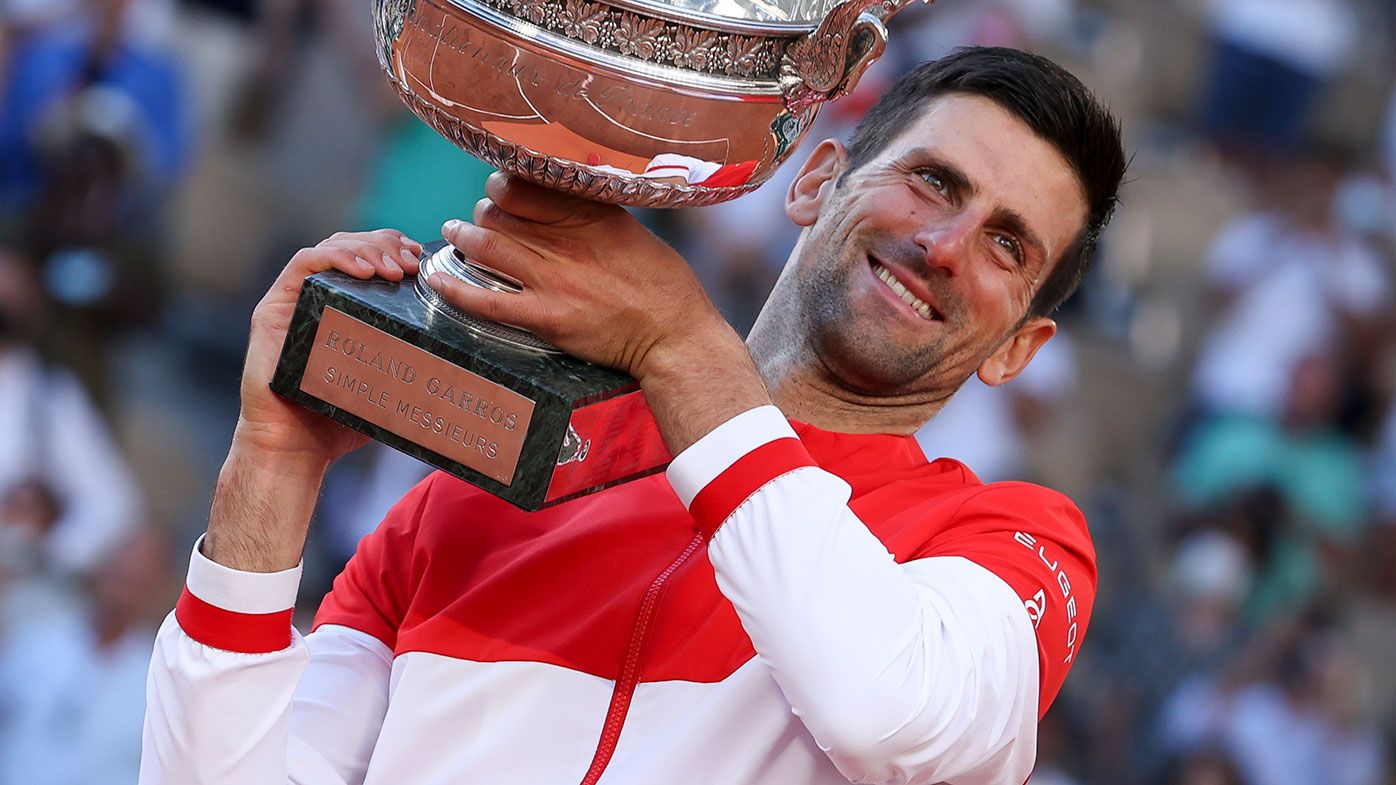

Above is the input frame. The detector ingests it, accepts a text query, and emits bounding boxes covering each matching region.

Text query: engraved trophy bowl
[372,0,928,208]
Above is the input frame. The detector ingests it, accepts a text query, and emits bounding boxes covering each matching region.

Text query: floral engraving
[614,13,666,59]
[471,0,785,78]
[560,0,610,43]
[725,35,768,77]
[523,0,553,25]
[525,154,563,182]
[668,28,719,70]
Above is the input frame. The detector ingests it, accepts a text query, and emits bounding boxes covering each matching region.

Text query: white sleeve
[668,407,1040,785]
[139,541,392,785]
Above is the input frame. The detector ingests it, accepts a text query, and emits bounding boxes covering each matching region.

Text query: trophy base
[270,243,672,511]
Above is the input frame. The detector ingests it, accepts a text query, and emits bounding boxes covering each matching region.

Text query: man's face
[784,93,1089,397]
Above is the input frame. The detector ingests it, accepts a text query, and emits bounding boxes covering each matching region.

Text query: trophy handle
[780,0,929,113]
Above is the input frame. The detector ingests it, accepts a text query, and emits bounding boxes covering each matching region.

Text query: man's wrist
[634,318,739,384]
[637,325,771,456]
[203,444,327,573]
[228,420,335,482]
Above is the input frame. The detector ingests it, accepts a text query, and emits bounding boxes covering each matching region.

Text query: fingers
[297,230,420,280]
[484,171,598,225]
[441,219,539,286]
[473,197,522,230]
[333,230,422,277]
[426,269,548,333]
[263,230,420,310]
[330,238,410,280]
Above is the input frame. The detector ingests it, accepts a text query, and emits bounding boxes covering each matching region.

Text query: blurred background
[0,0,1394,783]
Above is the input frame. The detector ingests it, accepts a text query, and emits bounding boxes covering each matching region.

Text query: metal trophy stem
[416,244,561,354]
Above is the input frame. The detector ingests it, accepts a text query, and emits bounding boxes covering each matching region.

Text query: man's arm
[143,550,395,785]
[140,230,423,785]
[661,407,1050,785]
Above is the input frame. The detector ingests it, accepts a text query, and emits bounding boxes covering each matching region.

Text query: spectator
[0,251,143,580]
[1198,0,1357,166]
[1176,354,1368,543]
[1190,146,1389,421]
[1157,609,1386,785]
[0,0,187,384]
[0,528,171,785]
[1137,529,1253,774]
[0,0,187,212]
[1221,640,1384,785]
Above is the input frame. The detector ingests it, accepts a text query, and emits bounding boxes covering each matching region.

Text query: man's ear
[785,140,848,227]
[977,317,1057,387]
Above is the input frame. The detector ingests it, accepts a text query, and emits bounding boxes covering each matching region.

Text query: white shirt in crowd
[0,345,143,575]
[1190,212,1389,419]
[0,611,153,785]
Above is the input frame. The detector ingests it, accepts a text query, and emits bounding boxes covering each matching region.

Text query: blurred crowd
[0,0,1394,783]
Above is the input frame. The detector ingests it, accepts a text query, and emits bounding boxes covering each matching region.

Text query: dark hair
[844,47,1126,317]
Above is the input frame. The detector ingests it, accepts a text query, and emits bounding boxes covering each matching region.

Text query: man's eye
[992,233,1023,263]
[918,170,948,195]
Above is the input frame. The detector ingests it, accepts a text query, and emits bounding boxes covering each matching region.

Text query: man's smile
[868,256,942,322]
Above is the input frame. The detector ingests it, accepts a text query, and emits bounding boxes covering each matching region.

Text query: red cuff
[688,437,816,538]
[175,587,295,654]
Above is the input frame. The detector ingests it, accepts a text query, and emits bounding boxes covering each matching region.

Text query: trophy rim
[444,0,788,91]
[585,0,822,35]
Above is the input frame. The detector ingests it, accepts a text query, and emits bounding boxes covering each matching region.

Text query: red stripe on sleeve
[175,587,295,654]
[688,437,816,538]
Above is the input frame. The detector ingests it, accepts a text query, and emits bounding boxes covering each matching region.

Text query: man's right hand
[234,229,422,472]
[205,229,421,572]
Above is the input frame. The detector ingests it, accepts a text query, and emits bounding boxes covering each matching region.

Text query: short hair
[844,47,1126,317]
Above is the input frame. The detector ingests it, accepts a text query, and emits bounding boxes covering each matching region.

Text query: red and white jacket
[141,406,1096,785]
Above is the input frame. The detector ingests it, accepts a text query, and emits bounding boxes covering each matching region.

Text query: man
[141,47,1125,785]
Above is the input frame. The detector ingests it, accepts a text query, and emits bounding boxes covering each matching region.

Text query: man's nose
[914,213,978,278]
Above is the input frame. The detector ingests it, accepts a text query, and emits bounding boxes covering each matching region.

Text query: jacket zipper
[577,533,706,785]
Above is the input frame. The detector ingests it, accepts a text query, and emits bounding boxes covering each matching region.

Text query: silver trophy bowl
[372,0,926,208]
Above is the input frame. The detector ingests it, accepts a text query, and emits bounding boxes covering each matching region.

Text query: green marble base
[271,244,671,510]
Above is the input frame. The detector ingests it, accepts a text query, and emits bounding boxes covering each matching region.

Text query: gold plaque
[300,308,536,485]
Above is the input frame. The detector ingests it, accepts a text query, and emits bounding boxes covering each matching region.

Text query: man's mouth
[870,260,939,322]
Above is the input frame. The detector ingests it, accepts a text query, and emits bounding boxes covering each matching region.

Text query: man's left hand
[430,172,733,382]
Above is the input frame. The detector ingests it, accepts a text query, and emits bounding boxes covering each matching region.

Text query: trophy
[272,0,924,509]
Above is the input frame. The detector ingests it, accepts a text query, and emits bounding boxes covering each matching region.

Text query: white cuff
[665,405,796,507]
[185,535,303,614]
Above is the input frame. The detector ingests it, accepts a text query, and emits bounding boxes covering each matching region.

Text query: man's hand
[206,229,421,571]
[428,173,733,380]
[235,229,423,471]
[428,173,769,453]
